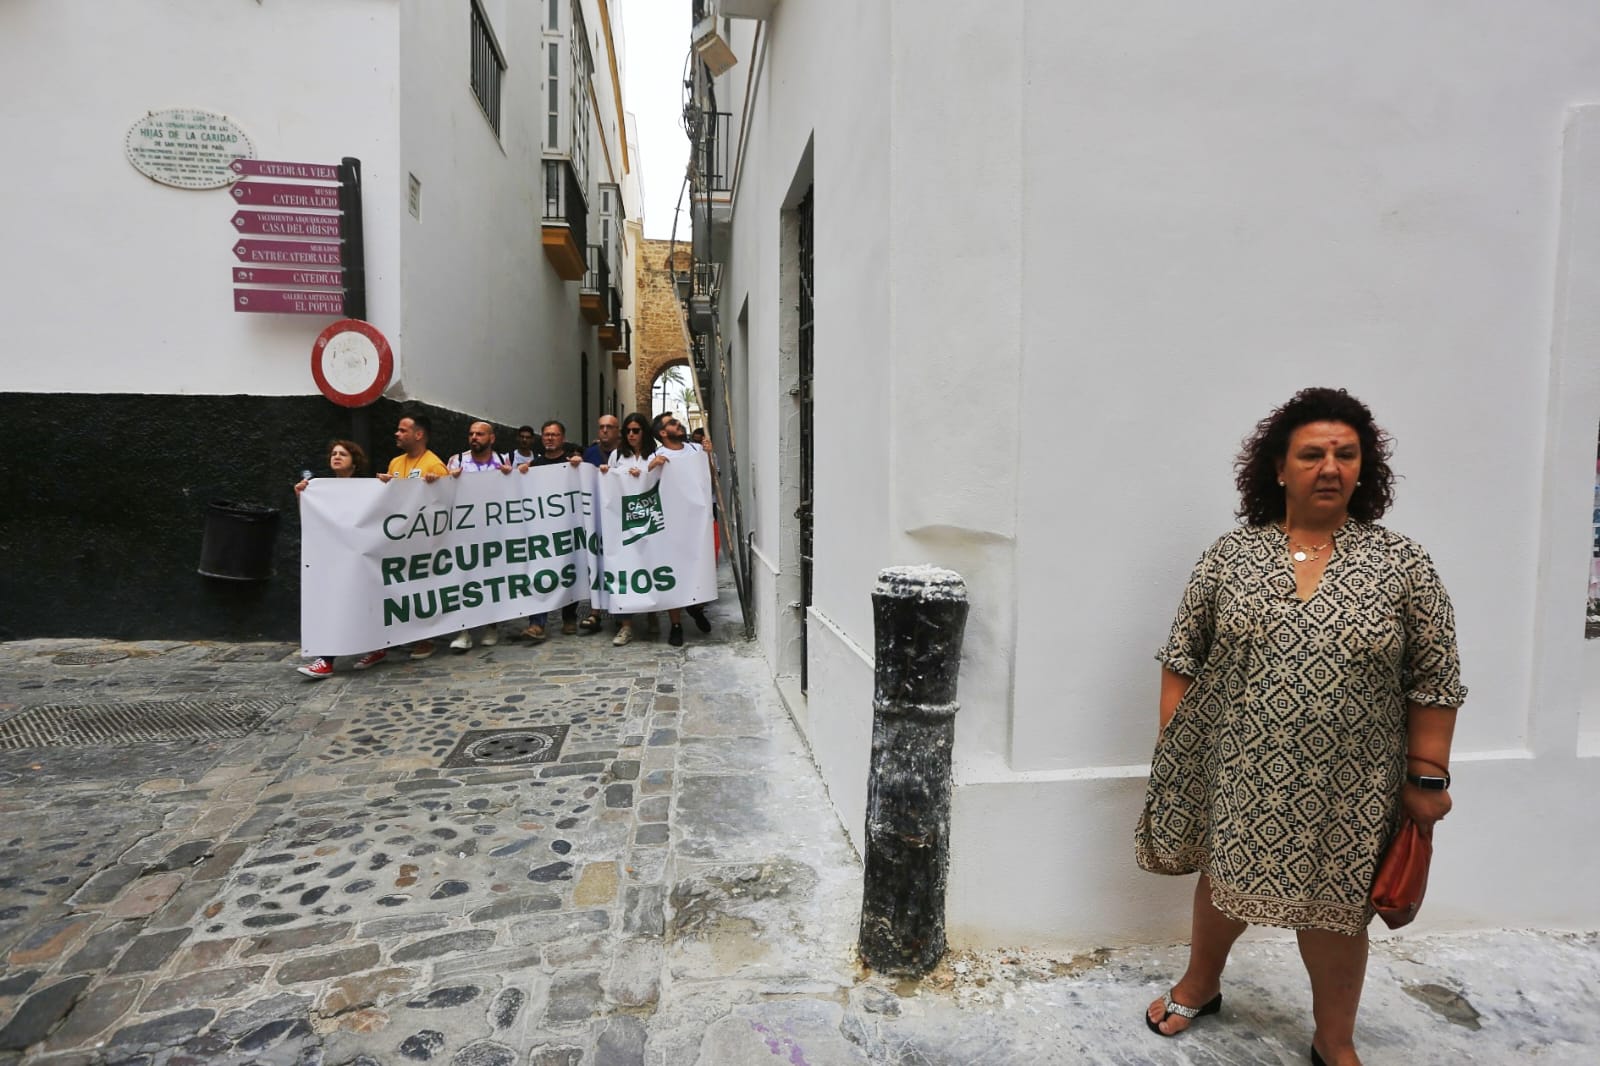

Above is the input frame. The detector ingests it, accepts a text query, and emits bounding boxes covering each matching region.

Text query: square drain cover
[0,697,283,750]
[443,726,569,768]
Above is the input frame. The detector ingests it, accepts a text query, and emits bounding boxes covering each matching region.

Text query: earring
[1356,480,1362,487]
[1277,480,1285,487]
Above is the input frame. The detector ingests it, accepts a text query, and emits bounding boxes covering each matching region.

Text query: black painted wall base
[0,393,502,642]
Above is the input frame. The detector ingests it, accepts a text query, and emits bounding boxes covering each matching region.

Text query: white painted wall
[0,0,401,397]
[711,0,1600,948]
[398,0,590,429]
[0,0,638,439]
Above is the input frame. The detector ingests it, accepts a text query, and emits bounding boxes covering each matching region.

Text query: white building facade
[687,0,1600,948]
[0,0,639,640]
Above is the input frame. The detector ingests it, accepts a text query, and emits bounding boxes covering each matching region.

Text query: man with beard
[377,413,449,658]
[519,420,583,641]
[447,421,512,652]
[648,413,714,646]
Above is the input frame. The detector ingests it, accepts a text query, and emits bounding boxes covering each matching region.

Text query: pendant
[1293,550,1309,562]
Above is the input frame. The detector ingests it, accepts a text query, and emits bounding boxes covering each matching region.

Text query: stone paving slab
[1,596,1598,1065]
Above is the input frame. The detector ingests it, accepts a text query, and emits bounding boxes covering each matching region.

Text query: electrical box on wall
[693,17,738,76]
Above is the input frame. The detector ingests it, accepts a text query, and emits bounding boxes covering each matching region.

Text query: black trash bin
[198,500,281,581]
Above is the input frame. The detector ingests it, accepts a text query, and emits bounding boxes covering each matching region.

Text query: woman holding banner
[294,441,388,679]
[602,413,671,646]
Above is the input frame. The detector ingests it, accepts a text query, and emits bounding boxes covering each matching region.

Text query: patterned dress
[1134,520,1466,934]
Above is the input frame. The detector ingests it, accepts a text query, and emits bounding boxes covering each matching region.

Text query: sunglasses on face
[626,427,643,434]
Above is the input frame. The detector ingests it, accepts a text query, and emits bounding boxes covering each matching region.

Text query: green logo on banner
[621,483,665,545]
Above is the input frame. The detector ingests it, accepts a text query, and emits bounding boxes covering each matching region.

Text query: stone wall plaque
[125,109,255,190]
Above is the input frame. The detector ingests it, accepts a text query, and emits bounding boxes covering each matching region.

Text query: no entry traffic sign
[311,319,392,407]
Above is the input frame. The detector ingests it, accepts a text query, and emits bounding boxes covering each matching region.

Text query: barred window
[470,1,506,136]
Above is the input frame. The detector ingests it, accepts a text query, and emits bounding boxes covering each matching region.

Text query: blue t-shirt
[582,442,606,467]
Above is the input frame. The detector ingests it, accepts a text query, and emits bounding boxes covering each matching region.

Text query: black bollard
[858,565,970,975]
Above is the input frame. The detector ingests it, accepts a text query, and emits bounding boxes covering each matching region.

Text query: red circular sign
[311,319,392,408]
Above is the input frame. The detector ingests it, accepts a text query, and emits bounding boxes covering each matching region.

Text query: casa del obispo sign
[125,108,254,189]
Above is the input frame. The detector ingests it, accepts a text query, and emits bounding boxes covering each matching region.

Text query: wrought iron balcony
[541,158,588,280]
[695,111,732,194]
[686,262,721,333]
[598,287,623,347]
[580,246,609,323]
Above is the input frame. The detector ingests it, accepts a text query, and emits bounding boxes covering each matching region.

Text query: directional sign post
[234,289,345,316]
[228,156,363,319]
[233,240,342,266]
[231,211,342,238]
[233,267,343,288]
[230,158,340,182]
[230,181,340,210]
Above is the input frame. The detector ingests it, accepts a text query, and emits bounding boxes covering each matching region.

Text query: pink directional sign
[234,266,342,288]
[231,210,341,238]
[231,181,340,209]
[230,158,340,182]
[233,240,342,266]
[234,288,345,315]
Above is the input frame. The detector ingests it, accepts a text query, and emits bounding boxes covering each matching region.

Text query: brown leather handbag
[1371,817,1433,929]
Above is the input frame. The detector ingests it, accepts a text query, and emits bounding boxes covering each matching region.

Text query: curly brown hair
[328,439,370,476]
[1234,387,1395,525]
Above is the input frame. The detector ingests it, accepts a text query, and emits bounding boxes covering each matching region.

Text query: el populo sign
[125,109,254,190]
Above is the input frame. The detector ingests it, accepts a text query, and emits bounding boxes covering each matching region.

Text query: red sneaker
[297,657,334,679]
[352,650,388,670]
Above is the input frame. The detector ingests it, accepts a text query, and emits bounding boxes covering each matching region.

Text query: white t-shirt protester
[447,450,508,474]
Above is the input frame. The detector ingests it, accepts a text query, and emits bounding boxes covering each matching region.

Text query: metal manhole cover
[442,726,569,769]
[0,697,284,750]
[52,649,130,666]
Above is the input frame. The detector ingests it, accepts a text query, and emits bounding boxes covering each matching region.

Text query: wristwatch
[1405,770,1451,790]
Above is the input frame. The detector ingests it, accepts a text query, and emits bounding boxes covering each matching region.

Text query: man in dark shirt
[519,420,583,641]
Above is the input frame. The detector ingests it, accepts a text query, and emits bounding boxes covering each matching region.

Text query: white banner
[594,449,719,614]
[299,453,717,655]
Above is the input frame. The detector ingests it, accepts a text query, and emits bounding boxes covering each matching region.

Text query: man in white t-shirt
[512,424,538,468]
[447,421,511,651]
[648,413,713,646]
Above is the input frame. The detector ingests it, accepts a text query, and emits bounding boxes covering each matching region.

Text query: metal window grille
[570,0,593,188]
[546,41,560,150]
[470,1,506,136]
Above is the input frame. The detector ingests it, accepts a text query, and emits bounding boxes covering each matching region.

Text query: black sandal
[576,614,603,635]
[1145,990,1222,1036]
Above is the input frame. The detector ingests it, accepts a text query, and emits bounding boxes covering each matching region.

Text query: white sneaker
[480,627,499,647]
[450,630,473,652]
[612,626,634,646]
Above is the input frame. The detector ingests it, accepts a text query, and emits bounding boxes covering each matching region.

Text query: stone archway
[633,239,692,414]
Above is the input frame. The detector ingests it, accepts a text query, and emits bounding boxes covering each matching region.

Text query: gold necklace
[1284,527,1330,563]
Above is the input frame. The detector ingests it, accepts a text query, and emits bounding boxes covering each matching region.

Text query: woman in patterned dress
[1136,388,1466,1066]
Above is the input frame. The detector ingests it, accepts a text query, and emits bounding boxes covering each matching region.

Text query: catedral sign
[299,458,718,655]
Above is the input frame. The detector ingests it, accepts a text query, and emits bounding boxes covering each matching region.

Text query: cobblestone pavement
[2,595,1598,1065]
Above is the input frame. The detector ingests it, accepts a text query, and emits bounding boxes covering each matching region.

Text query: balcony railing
[542,158,588,255]
[580,246,609,323]
[696,111,732,193]
[581,245,609,295]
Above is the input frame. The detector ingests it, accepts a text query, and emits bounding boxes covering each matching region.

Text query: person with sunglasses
[601,413,668,645]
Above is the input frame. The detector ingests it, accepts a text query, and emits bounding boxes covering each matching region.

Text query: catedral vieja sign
[299,458,717,655]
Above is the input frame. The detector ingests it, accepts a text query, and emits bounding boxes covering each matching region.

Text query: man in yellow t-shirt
[378,414,449,483]
[377,413,448,658]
